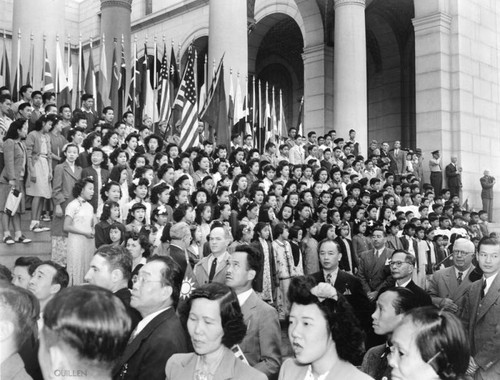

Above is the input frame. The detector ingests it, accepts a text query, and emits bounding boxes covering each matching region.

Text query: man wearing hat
[429,150,442,195]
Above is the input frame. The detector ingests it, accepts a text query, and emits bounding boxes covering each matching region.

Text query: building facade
[1,0,499,219]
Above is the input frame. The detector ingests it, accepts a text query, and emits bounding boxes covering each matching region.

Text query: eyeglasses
[131,274,162,285]
[452,250,473,257]
[389,261,408,268]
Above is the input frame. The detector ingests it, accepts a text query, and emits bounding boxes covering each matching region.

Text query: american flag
[158,45,171,123]
[174,50,198,152]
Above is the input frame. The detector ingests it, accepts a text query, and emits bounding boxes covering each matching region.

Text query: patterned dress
[65,198,95,285]
[273,239,293,320]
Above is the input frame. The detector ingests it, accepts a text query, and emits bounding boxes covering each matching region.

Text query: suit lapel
[117,309,173,367]
[477,274,500,322]
[443,267,456,295]
[63,162,80,181]
[374,248,389,272]
[334,271,348,294]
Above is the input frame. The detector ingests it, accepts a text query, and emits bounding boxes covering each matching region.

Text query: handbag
[4,188,22,216]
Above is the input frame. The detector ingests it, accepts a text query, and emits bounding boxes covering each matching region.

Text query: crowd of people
[0,86,499,380]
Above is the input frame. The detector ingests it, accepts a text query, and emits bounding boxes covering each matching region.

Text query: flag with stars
[158,44,171,123]
[174,49,198,152]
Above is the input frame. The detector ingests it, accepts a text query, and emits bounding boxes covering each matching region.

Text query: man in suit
[39,286,131,380]
[166,222,193,274]
[81,147,109,212]
[428,238,476,313]
[361,287,421,379]
[194,225,230,285]
[388,141,405,181]
[358,227,394,302]
[461,237,500,380]
[74,94,98,131]
[480,170,495,222]
[312,239,371,337]
[113,256,188,380]
[84,245,142,329]
[445,156,462,197]
[389,250,433,307]
[225,245,281,380]
[0,284,38,380]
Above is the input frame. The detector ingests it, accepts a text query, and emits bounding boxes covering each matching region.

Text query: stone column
[208,0,248,96]
[12,0,66,91]
[101,0,132,118]
[302,44,334,136]
[101,0,132,87]
[333,0,367,155]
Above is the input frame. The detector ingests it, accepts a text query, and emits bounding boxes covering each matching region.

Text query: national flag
[126,40,140,120]
[141,43,159,124]
[167,44,181,129]
[271,86,278,141]
[278,89,287,140]
[98,35,109,110]
[84,42,97,97]
[228,69,234,127]
[76,38,85,99]
[264,83,271,144]
[158,43,172,124]
[200,61,229,148]
[26,36,34,86]
[0,38,10,89]
[177,249,198,314]
[197,54,207,113]
[42,46,54,93]
[12,32,22,102]
[55,38,69,107]
[174,48,198,152]
[257,80,263,150]
[297,96,304,137]
[109,40,120,120]
[117,37,127,119]
[67,37,74,106]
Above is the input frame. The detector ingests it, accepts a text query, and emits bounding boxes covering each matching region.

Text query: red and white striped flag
[158,44,171,123]
[174,49,198,152]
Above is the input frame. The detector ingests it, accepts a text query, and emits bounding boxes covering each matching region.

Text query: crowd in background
[0,85,499,380]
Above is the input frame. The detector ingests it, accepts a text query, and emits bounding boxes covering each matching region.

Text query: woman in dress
[166,282,266,380]
[64,177,95,285]
[272,222,293,320]
[279,276,371,380]
[0,119,31,244]
[352,220,373,260]
[388,307,469,380]
[26,114,55,232]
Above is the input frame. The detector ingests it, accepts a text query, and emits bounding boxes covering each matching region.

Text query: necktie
[481,279,487,299]
[209,257,217,282]
[457,272,463,285]
[326,273,332,285]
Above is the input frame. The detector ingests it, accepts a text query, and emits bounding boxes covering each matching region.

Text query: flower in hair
[310,282,338,302]
[157,205,167,214]
[132,178,140,186]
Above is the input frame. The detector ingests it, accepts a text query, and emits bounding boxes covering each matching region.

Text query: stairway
[0,212,51,270]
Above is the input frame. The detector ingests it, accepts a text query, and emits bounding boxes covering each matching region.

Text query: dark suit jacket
[81,166,109,212]
[361,343,391,380]
[357,247,394,294]
[113,307,188,380]
[114,287,142,330]
[166,347,267,380]
[251,240,278,294]
[445,163,461,193]
[312,270,372,333]
[428,265,476,310]
[240,291,282,379]
[461,273,500,380]
[405,280,433,307]
[335,237,358,274]
[168,244,188,274]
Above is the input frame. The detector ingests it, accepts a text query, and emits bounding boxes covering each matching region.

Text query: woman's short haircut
[288,275,365,364]
[402,306,469,380]
[182,283,246,348]
[72,177,94,199]
[42,286,131,371]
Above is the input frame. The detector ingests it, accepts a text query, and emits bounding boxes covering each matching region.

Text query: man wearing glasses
[113,256,188,380]
[428,238,476,313]
[389,250,432,307]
